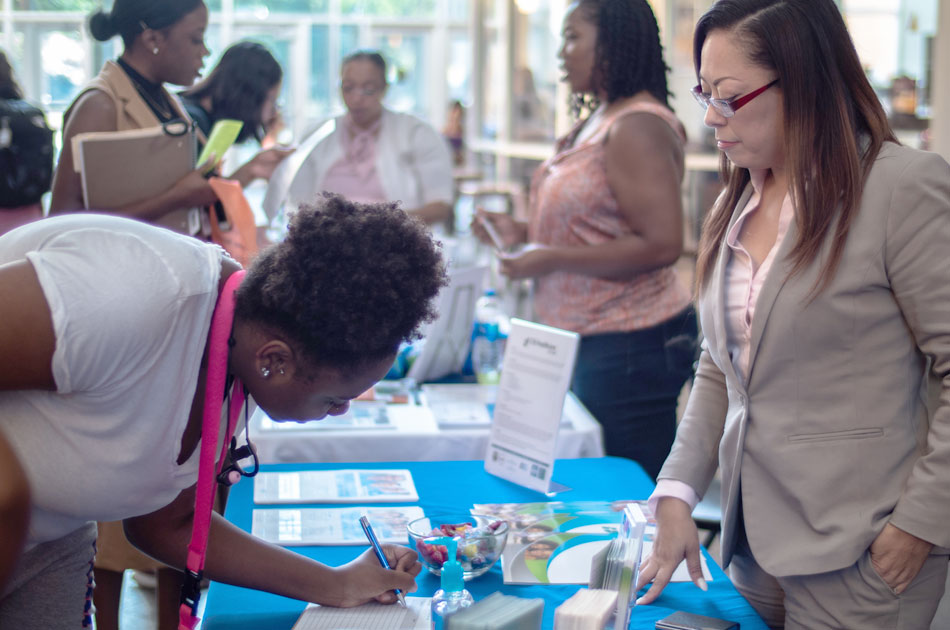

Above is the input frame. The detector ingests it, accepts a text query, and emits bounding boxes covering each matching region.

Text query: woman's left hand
[333,545,422,607]
[869,523,933,594]
[498,244,555,279]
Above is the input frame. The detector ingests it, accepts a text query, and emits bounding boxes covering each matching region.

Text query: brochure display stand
[484,318,580,495]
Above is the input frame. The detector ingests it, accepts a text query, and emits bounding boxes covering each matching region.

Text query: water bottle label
[474,321,500,342]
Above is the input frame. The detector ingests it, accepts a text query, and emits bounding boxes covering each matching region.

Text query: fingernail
[697,577,708,591]
[635,597,646,606]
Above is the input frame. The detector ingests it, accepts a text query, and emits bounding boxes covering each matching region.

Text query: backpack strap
[178,268,246,630]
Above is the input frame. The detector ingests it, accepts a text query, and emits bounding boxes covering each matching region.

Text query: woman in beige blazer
[636,1,950,628]
[49,0,217,233]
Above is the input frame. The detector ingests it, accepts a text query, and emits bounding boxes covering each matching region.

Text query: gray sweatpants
[0,522,98,629]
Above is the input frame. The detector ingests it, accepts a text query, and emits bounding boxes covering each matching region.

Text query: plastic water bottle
[471,289,507,385]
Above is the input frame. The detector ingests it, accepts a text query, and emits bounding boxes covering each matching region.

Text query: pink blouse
[322,114,388,204]
[651,170,794,509]
[723,169,795,382]
[527,102,691,336]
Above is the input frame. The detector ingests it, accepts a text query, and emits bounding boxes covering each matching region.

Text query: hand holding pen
[359,515,417,607]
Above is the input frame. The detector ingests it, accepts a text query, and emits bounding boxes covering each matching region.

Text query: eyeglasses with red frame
[691,78,779,118]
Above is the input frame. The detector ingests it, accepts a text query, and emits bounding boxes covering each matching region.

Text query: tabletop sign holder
[484,318,580,495]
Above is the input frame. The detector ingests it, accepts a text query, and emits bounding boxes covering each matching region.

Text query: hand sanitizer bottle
[427,536,474,630]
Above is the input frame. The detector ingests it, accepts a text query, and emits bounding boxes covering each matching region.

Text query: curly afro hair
[570,0,672,118]
[234,194,447,374]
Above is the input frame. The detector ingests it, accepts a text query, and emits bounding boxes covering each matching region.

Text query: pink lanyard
[179,269,246,630]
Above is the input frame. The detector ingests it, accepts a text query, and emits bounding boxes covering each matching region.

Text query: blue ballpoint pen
[359,514,407,607]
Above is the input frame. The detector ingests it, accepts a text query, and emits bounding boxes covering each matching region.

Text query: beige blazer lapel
[98,62,162,130]
[100,61,196,134]
[744,215,799,384]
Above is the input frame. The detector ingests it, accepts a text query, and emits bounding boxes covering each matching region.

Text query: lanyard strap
[179,269,246,630]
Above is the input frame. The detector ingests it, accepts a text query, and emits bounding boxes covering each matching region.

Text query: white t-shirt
[0,214,226,547]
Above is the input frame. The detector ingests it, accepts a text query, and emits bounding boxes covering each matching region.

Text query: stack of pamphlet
[553,589,618,630]
[587,503,647,629]
[445,592,544,630]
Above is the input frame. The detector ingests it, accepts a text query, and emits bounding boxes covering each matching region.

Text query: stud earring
[278,367,286,375]
[152,47,159,55]
[261,367,271,378]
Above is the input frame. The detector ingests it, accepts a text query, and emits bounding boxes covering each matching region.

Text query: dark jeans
[571,307,698,480]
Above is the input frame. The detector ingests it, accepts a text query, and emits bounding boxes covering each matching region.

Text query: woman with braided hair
[472,0,698,480]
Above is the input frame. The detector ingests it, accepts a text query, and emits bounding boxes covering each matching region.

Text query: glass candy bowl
[407,514,509,580]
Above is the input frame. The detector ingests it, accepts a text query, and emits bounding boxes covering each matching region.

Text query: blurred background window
[0,0,942,182]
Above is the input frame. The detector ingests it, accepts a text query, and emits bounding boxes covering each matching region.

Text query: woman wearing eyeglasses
[471,0,698,481]
[637,1,950,627]
[267,50,453,227]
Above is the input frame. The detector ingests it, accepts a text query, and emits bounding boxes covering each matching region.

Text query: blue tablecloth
[203,458,768,629]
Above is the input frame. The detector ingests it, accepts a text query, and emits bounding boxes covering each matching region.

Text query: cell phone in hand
[655,610,739,630]
[478,214,506,252]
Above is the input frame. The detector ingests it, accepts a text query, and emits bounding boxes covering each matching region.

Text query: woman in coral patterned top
[473,0,697,479]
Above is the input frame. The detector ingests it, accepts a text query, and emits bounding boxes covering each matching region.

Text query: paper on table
[253,469,419,504]
[251,506,424,546]
[292,597,431,630]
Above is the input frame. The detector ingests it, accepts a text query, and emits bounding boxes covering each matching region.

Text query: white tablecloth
[248,385,605,464]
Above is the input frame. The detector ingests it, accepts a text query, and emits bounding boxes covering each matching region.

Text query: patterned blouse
[528,101,692,336]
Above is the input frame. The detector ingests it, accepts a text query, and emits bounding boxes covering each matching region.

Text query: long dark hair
[0,50,23,100]
[693,0,895,293]
[571,0,672,117]
[181,42,283,144]
[88,0,203,47]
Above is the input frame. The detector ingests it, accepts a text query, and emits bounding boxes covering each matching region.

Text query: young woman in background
[472,0,697,480]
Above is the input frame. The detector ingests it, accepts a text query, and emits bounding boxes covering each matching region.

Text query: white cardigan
[264,108,453,218]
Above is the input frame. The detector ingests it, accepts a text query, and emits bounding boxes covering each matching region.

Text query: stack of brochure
[553,589,618,630]
[445,593,544,630]
[587,503,647,629]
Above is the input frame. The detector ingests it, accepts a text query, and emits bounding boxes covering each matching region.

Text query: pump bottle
[427,536,474,629]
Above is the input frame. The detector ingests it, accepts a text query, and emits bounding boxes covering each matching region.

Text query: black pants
[571,307,698,480]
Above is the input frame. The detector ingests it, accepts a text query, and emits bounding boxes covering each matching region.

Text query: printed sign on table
[484,318,579,493]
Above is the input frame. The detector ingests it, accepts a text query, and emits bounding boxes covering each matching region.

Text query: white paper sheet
[252,506,424,546]
[253,469,419,504]
[292,597,431,630]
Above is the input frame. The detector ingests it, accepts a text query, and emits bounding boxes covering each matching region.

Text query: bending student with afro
[0,195,446,628]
